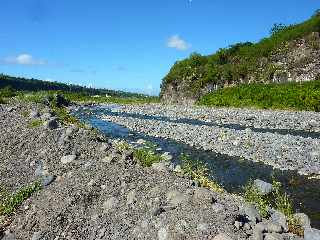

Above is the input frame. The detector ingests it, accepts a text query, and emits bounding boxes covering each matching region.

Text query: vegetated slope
[198,80,320,111]
[160,11,320,104]
[0,74,147,98]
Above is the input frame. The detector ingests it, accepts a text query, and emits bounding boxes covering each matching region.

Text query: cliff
[160,13,320,104]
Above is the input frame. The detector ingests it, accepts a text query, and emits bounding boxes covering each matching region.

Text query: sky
[0,0,318,95]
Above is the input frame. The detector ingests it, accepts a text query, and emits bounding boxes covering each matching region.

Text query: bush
[133,147,164,167]
[0,86,16,98]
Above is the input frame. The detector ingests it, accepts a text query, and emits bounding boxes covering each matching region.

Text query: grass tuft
[180,154,224,193]
[28,120,43,128]
[0,182,41,218]
[133,147,164,167]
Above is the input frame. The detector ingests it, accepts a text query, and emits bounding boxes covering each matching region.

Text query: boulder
[304,228,320,240]
[253,179,273,195]
[241,204,261,223]
[46,118,59,130]
[270,210,289,232]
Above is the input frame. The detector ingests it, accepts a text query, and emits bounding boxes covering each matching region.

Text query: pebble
[61,155,77,164]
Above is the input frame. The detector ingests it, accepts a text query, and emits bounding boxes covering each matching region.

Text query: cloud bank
[3,54,47,65]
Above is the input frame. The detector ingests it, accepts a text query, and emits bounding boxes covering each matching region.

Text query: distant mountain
[160,11,320,104]
[0,74,148,98]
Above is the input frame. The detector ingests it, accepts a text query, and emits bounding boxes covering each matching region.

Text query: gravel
[100,109,320,176]
[0,101,249,239]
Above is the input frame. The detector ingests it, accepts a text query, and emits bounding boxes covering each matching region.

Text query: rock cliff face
[160,22,320,105]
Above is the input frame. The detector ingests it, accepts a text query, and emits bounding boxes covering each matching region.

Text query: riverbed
[72,104,320,228]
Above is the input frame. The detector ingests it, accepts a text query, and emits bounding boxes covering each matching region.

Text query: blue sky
[0,0,318,95]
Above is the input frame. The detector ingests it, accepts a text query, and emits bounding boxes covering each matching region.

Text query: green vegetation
[244,179,293,218]
[28,120,43,128]
[161,13,320,96]
[243,179,304,236]
[133,144,164,167]
[0,182,41,218]
[198,81,320,111]
[180,154,223,192]
[0,74,148,98]
[0,86,17,104]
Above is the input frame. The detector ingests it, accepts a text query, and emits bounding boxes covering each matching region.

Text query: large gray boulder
[253,179,273,195]
[304,228,320,240]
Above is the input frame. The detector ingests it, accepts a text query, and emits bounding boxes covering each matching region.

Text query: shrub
[0,86,16,98]
[133,147,164,167]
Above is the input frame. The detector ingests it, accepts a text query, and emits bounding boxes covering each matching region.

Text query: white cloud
[167,35,190,51]
[3,54,46,65]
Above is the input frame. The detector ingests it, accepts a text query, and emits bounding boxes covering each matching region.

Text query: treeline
[161,11,320,96]
[0,74,148,98]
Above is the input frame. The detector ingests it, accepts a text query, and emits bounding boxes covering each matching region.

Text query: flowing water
[73,105,320,228]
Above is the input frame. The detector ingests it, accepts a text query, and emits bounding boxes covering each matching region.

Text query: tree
[270,23,288,36]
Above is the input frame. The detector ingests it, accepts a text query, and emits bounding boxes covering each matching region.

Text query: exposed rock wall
[160,33,320,104]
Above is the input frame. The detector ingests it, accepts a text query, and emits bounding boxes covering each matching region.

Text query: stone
[293,213,311,229]
[264,233,284,240]
[161,152,173,161]
[41,175,56,187]
[253,179,273,195]
[2,230,16,240]
[31,231,43,240]
[61,155,77,164]
[251,229,264,240]
[46,118,59,130]
[136,139,146,144]
[102,154,117,164]
[193,188,214,204]
[265,222,283,233]
[212,203,225,212]
[126,190,137,205]
[99,143,110,152]
[103,197,119,212]
[197,223,208,232]
[234,221,244,230]
[174,164,182,173]
[304,228,320,240]
[30,110,40,118]
[166,190,189,206]
[270,210,289,232]
[212,233,234,240]
[158,227,168,240]
[152,161,169,172]
[241,204,261,223]
[41,112,53,120]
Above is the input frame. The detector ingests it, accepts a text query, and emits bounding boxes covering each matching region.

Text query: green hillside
[161,11,320,100]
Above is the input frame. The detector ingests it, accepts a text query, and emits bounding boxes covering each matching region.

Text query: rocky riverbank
[1,100,319,240]
[99,104,320,176]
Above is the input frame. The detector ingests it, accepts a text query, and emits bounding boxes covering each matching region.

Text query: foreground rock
[0,102,248,239]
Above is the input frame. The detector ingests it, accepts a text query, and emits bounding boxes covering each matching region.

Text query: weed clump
[243,179,304,236]
[28,120,43,128]
[180,154,223,193]
[0,182,41,218]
